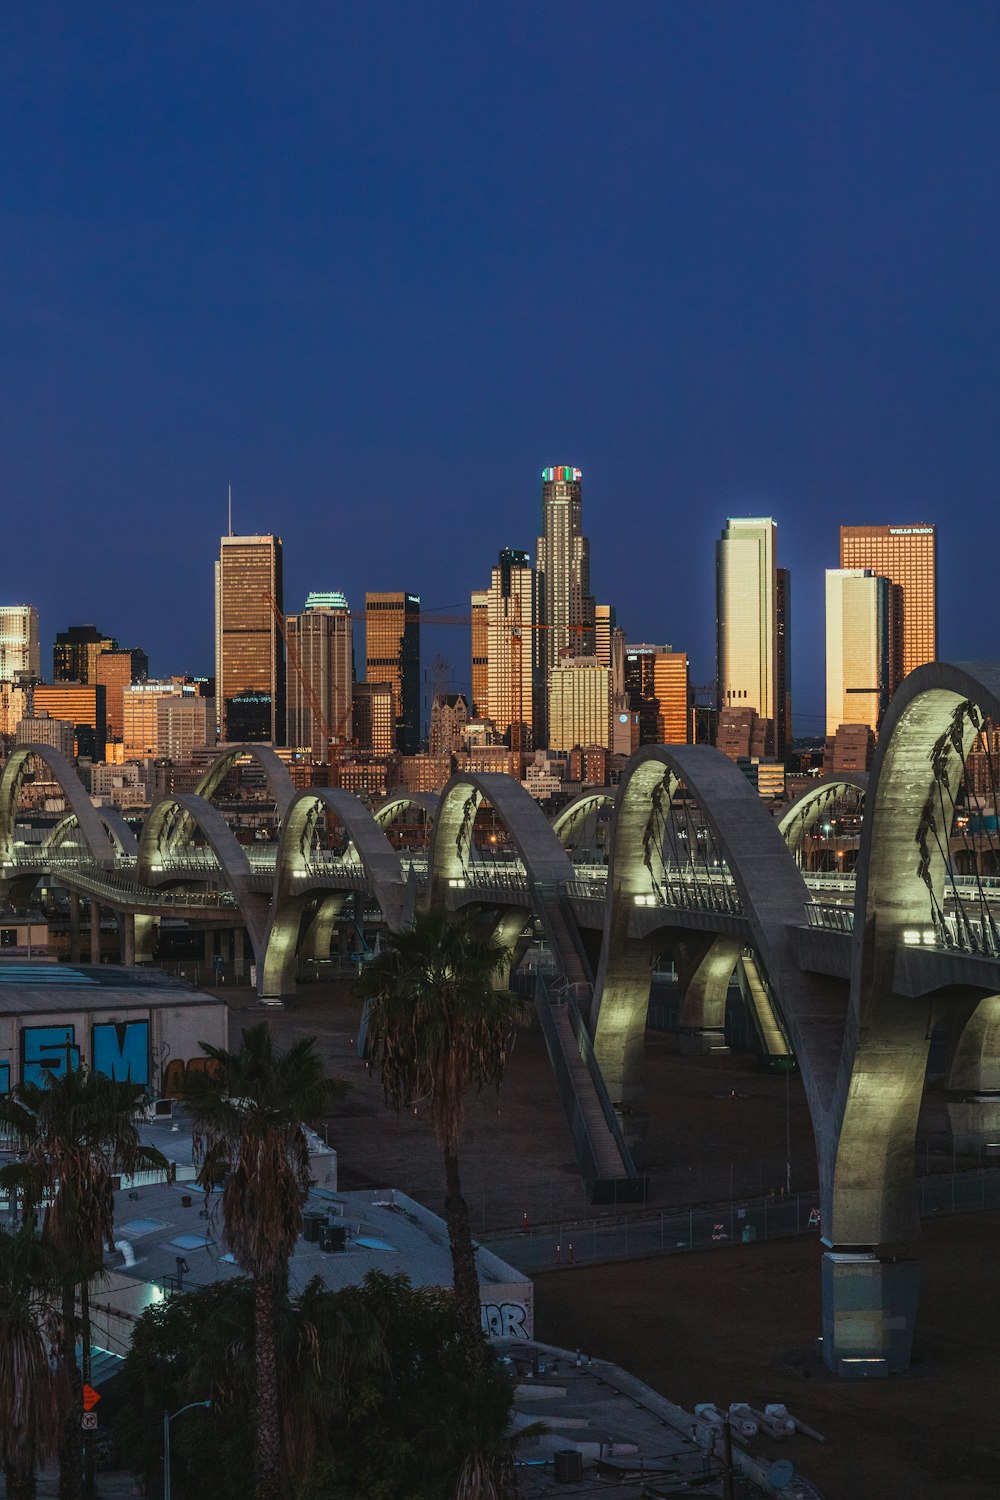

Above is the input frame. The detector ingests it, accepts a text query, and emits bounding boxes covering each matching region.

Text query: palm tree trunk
[443,1146,485,1367]
[254,1276,286,1500]
[81,1279,95,1500]
[5,1461,37,1500]
[58,1279,82,1500]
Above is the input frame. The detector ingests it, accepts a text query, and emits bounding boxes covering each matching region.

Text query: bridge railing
[804,903,855,933]
[631,867,743,917]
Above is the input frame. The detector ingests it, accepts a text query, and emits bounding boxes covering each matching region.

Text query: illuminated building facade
[286,591,353,761]
[353,681,396,756]
[0,606,39,682]
[53,625,118,685]
[470,590,489,716]
[716,517,782,750]
[480,548,542,750]
[536,465,596,675]
[839,524,937,691]
[96,648,149,742]
[364,592,420,755]
[825,569,891,736]
[547,657,611,752]
[214,534,285,743]
[624,646,691,746]
[32,683,106,761]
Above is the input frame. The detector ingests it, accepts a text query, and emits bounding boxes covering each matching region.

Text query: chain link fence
[481,1166,1000,1273]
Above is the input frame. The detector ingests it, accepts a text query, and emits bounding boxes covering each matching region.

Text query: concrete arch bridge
[6,668,1000,1372]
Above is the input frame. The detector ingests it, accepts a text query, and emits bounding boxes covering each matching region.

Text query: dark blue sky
[3,4,999,734]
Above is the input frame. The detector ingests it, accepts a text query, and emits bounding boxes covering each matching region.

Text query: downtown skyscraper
[214,532,285,743]
[715,517,791,756]
[536,465,596,745]
[474,547,543,751]
[839,524,937,694]
[286,591,354,761]
[364,592,420,755]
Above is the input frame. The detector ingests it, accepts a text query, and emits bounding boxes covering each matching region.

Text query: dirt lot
[211,980,1000,1499]
[534,1216,1000,1500]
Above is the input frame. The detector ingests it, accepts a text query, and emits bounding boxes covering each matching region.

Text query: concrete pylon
[68,891,81,964]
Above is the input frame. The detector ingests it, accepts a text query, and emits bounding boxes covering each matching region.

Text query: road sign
[81,1411,98,1431]
[82,1384,101,1412]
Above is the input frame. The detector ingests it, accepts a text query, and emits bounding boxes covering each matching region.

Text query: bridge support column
[301,896,346,964]
[820,1252,920,1377]
[674,932,742,1052]
[204,930,215,968]
[89,901,101,963]
[485,907,532,988]
[120,912,136,967]
[134,916,155,965]
[592,932,658,1107]
[946,994,1000,1156]
[823,1001,932,1374]
[68,892,81,964]
[233,927,245,981]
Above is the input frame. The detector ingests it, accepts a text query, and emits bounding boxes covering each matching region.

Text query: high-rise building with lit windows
[716,517,782,753]
[53,624,118,685]
[839,524,936,692]
[624,646,691,745]
[475,549,542,751]
[470,590,489,716]
[364,593,420,755]
[285,591,353,761]
[0,606,39,682]
[536,466,596,749]
[214,533,284,743]
[536,466,595,672]
[825,569,891,736]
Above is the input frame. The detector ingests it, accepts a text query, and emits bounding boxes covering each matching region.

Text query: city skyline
[3,9,999,732]
[0,484,955,743]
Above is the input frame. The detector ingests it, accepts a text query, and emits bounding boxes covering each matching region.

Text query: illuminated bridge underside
[6,675,1000,1373]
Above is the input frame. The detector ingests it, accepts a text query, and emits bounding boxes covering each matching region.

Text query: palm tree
[0,1068,166,1500]
[183,1022,344,1500]
[0,1224,62,1500]
[355,907,527,1366]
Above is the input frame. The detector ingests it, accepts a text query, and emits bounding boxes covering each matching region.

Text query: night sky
[3,4,999,735]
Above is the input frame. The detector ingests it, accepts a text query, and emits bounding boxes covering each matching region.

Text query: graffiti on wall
[21,1026,81,1087]
[480,1301,530,1339]
[92,1021,150,1085]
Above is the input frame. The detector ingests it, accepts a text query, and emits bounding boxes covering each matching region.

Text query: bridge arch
[0,746,120,867]
[778,774,867,859]
[829,664,1000,1247]
[428,771,573,907]
[42,806,139,861]
[193,744,295,820]
[137,792,267,948]
[550,788,616,854]
[373,792,439,832]
[590,745,836,1111]
[261,789,406,999]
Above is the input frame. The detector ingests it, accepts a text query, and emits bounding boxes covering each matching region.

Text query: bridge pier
[300,895,347,964]
[673,932,742,1052]
[134,915,155,965]
[89,900,101,963]
[68,891,81,964]
[119,912,136,966]
[233,926,245,980]
[822,1000,932,1374]
[945,993,1000,1156]
[820,1251,921,1377]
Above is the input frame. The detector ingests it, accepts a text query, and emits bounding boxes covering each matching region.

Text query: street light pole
[163,1399,211,1500]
